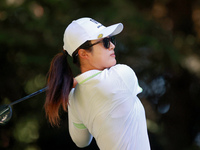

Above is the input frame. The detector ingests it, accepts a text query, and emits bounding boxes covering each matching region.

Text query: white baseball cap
[63,17,123,56]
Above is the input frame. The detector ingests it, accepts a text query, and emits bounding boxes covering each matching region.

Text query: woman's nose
[109,41,115,50]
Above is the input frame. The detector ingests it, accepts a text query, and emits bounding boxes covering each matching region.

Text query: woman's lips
[110,53,115,57]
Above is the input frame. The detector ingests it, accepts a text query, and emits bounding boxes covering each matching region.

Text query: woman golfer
[45,17,151,150]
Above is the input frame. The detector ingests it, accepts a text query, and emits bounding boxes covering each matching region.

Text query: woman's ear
[78,49,89,59]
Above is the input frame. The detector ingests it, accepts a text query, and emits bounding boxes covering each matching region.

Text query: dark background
[1,0,200,150]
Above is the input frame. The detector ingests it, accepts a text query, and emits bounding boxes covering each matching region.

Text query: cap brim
[90,23,123,40]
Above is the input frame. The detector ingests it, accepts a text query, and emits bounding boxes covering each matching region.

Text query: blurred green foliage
[0,0,200,150]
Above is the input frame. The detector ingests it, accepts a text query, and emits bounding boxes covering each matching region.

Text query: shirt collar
[75,70,102,85]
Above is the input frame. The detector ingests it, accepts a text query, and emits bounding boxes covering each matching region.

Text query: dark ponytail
[45,51,73,126]
[45,41,92,126]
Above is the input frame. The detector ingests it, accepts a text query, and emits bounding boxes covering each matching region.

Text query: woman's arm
[68,109,93,148]
[68,91,93,148]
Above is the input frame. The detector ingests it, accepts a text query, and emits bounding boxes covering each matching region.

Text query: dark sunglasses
[88,36,116,49]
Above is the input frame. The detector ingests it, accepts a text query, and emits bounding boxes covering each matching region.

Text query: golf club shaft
[9,87,47,106]
[0,106,9,115]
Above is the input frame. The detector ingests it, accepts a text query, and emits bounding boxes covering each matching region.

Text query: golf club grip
[9,87,48,106]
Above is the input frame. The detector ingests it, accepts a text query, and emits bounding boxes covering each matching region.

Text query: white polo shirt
[68,64,150,150]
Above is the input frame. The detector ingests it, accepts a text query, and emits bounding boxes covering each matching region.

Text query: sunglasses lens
[103,37,116,49]
[103,38,110,49]
[111,36,116,45]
